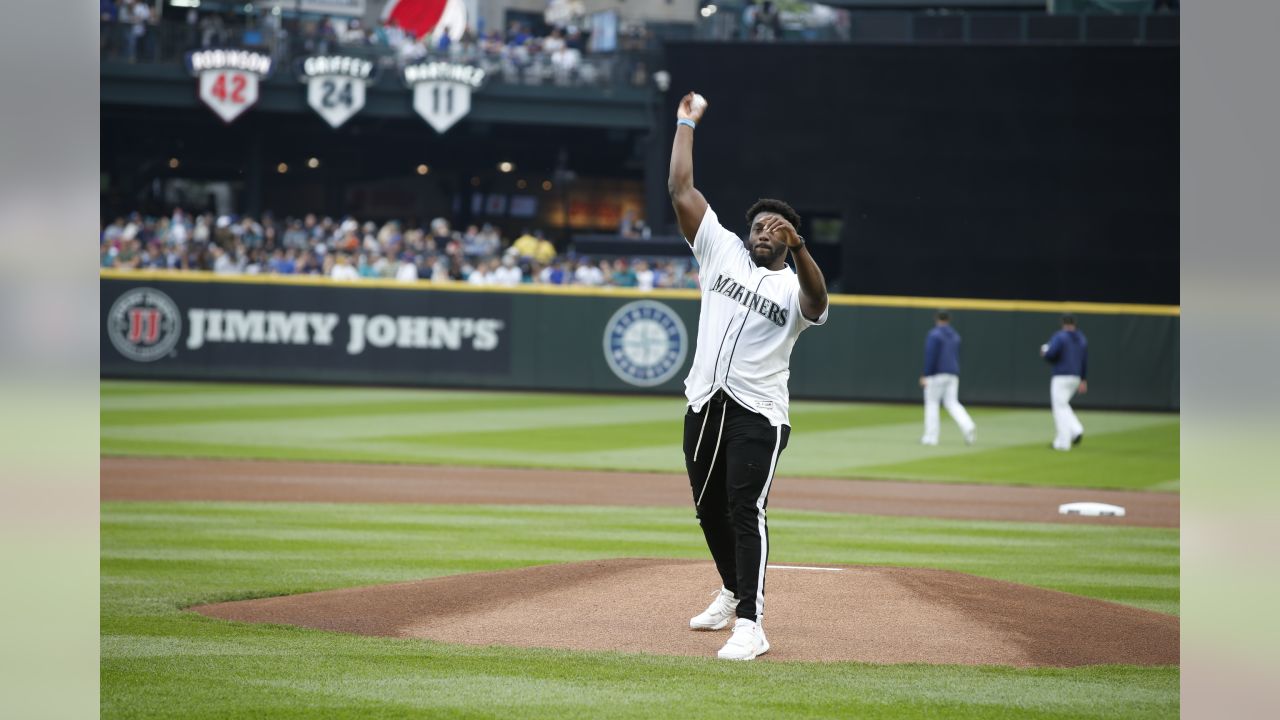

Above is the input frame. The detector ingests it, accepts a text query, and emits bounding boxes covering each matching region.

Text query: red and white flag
[381,0,450,40]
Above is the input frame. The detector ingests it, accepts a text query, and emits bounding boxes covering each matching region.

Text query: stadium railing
[697,9,1177,46]
[99,21,650,89]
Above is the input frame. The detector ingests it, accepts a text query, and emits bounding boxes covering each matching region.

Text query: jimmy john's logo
[107,288,183,362]
[403,61,485,134]
[184,309,504,356]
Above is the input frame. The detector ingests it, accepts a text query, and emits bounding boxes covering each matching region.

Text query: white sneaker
[964,428,976,446]
[689,587,738,631]
[920,438,938,446]
[717,618,770,660]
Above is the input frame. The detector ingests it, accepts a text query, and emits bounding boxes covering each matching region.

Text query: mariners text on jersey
[709,273,788,327]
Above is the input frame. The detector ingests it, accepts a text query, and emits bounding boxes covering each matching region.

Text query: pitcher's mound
[193,558,1177,666]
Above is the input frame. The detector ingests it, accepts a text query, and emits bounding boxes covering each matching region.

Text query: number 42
[210,72,247,104]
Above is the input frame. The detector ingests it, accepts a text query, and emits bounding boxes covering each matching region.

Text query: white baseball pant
[921,373,975,445]
[1051,375,1084,450]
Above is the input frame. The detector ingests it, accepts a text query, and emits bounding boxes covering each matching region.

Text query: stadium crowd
[100,210,700,291]
[100,0,652,86]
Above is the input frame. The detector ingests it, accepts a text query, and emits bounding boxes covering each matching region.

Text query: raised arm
[668,92,710,244]
[789,243,829,322]
[763,217,829,322]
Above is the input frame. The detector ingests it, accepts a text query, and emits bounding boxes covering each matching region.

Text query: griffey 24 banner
[102,278,511,384]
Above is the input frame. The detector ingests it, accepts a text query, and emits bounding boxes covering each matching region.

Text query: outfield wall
[100,272,1179,411]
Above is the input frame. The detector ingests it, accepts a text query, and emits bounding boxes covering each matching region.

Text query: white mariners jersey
[683,206,828,426]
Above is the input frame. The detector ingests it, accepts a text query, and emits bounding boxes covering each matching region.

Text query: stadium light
[417,164,430,175]
[277,163,288,174]
[498,161,515,173]
[516,179,528,190]
[470,176,481,187]
[307,157,320,169]
[542,180,553,191]
[171,0,201,7]
[168,157,180,169]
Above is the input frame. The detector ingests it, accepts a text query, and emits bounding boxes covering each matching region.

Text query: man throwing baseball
[669,91,829,660]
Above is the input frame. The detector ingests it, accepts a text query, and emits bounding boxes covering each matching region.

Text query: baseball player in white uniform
[669,92,829,660]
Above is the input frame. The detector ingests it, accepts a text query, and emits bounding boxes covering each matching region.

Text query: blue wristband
[677,118,696,130]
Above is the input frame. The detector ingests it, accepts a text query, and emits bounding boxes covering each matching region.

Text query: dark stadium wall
[660,43,1178,305]
[101,276,1179,410]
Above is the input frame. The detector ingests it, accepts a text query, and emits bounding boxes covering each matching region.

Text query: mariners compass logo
[603,301,688,387]
[107,288,183,362]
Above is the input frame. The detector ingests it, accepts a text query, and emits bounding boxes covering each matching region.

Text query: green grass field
[102,381,1179,491]
[101,381,1180,718]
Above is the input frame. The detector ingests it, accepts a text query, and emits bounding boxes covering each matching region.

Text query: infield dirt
[194,558,1179,666]
[102,457,1178,527]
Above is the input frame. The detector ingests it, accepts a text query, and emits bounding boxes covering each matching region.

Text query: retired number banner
[186,49,273,124]
[299,56,377,129]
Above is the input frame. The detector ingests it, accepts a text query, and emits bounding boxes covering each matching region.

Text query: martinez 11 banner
[403,61,485,134]
[186,49,273,124]
[298,56,378,129]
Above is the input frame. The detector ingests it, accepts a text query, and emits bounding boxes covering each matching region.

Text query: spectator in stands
[211,244,237,274]
[102,217,126,245]
[532,231,557,265]
[620,209,638,238]
[575,258,604,286]
[124,0,152,63]
[237,216,264,249]
[493,255,523,286]
[511,228,540,259]
[635,261,655,291]
[330,253,359,280]
[461,224,484,257]
[611,259,637,288]
[169,208,190,248]
[395,253,419,282]
[753,2,782,42]
[467,258,493,285]
[539,262,570,285]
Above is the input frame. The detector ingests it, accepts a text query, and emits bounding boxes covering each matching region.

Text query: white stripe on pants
[1051,375,1084,450]
[921,374,975,444]
[752,424,783,622]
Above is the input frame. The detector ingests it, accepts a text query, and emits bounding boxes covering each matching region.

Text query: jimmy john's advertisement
[101,278,511,384]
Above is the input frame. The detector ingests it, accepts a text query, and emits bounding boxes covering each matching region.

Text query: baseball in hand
[679,92,709,123]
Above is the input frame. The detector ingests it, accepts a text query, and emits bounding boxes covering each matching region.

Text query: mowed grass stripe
[102,393,635,427]
[858,424,1180,489]
[101,380,1180,491]
[101,501,1178,614]
[101,630,1179,719]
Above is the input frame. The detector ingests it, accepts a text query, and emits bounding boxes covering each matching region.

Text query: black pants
[683,390,790,623]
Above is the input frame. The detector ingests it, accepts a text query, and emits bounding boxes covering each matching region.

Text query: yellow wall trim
[99,269,1180,316]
